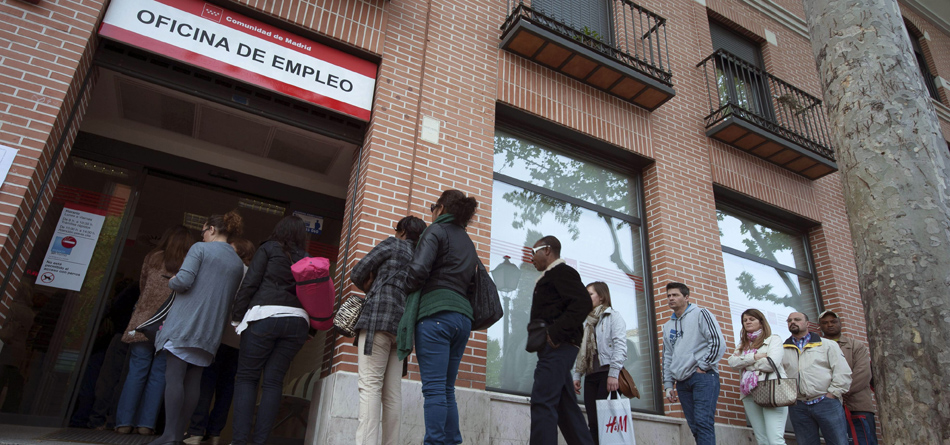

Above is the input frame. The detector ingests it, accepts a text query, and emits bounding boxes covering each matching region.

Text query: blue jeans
[231,317,308,445]
[530,343,594,445]
[188,343,240,437]
[115,341,166,429]
[789,398,849,445]
[676,371,720,445]
[414,311,471,445]
[849,411,877,445]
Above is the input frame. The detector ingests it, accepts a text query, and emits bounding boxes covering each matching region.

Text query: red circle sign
[61,236,77,249]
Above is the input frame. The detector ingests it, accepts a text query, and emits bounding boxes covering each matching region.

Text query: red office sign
[99,0,377,121]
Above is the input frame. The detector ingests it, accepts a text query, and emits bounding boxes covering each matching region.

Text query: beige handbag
[751,357,798,407]
[333,294,364,337]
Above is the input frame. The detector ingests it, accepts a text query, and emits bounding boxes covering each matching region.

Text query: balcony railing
[698,50,837,179]
[501,0,675,110]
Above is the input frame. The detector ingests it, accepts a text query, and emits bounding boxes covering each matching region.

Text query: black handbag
[132,291,176,342]
[467,264,504,331]
[525,319,548,353]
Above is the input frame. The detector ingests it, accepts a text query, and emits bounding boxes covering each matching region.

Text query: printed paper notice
[36,204,106,291]
[0,143,18,186]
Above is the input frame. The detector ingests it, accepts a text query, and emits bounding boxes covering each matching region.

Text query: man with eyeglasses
[527,236,594,445]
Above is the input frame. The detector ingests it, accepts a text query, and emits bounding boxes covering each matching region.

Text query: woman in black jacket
[230,216,309,445]
[399,189,479,445]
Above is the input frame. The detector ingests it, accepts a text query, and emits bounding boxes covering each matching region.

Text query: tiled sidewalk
[0,425,152,445]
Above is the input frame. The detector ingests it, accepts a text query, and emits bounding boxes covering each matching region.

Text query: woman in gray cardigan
[147,211,245,445]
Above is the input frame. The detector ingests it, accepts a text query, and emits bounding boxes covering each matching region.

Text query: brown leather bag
[618,367,640,399]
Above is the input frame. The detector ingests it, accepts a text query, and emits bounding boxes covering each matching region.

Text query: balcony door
[533,0,613,45]
[710,22,773,120]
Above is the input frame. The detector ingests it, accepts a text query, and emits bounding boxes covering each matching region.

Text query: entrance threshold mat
[40,429,154,445]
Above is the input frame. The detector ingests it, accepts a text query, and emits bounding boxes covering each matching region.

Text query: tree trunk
[801,0,950,443]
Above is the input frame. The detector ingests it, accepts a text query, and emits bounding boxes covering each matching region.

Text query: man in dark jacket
[819,310,876,445]
[528,236,594,445]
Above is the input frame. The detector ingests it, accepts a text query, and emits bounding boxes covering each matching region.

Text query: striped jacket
[351,236,414,355]
[662,303,726,390]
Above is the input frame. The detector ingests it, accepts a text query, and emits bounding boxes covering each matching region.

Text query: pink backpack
[291,257,336,330]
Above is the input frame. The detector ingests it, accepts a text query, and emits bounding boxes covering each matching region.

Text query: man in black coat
[528,235,594,445]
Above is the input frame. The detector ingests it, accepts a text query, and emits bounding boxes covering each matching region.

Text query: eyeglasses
[429,203,440,212]
[530,245,549,255]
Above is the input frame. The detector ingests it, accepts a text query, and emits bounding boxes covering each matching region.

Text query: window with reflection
[488,130,658,412]
[717,206,821,342]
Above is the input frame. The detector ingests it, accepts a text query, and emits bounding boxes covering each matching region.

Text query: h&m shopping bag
[597,392,636,445]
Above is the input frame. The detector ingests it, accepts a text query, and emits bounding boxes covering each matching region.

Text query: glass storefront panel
[722,252,818,341]
[0,158,140,424]
[493,131,639,218]
[487,180,657,411]
[717,209,810,271]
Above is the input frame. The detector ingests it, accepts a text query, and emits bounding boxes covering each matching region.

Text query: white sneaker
[182,436,204,445]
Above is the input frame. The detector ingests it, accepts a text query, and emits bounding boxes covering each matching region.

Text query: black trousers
[583,370,610,444]
[530,343,594,445]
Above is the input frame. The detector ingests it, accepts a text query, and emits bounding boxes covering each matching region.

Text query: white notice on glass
[36,204,106,291]
[0,144,18,186]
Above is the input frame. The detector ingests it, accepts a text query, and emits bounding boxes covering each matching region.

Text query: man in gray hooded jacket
[662,282,726,445]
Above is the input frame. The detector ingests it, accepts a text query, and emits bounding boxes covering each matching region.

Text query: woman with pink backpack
[230,215,310,445]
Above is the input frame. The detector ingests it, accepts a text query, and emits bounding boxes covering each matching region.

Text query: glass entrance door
[0,157,141,426]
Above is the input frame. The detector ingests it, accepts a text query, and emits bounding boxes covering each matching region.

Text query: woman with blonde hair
[572,281,627,444]
[727,309,787,445]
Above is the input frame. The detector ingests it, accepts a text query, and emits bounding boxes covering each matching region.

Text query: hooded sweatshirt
[662,303,726,390]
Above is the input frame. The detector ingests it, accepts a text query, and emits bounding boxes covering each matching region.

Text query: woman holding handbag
[230,215,310,445]
[148,211,246,445]
[572,281,627,444]
[116,226,195,436]
[398,189,479,445]
[727,308,788,445]
[350,216,426,445]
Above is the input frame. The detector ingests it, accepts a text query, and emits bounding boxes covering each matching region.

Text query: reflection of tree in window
[494,135,636,277]
[718,210,802,306]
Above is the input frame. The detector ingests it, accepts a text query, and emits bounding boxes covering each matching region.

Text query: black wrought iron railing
[502,0,673,85]
[697,49,835,161]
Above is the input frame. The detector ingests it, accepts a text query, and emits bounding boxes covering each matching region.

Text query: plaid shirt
[351,236,414,355]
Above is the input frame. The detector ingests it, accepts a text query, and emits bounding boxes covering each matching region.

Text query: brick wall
[0,0,105,329]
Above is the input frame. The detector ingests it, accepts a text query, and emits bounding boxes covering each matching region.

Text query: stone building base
[304,372,799,444]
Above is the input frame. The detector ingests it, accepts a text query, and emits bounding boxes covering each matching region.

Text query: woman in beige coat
[727,309,787,445]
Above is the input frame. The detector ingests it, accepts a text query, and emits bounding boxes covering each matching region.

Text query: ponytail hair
[436,189,478,227]
[206,210,243,242]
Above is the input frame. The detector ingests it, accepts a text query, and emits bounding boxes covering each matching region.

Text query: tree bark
[802,0,950,443]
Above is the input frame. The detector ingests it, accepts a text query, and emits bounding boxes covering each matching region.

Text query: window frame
[490,118,663,414]
[905,20,940,102]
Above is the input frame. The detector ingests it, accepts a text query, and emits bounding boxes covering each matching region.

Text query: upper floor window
[905,21,940,101]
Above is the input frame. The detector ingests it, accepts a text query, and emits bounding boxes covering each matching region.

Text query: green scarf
[397,213,455,360]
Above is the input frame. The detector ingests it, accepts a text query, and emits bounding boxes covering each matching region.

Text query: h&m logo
[201,3,224,22]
